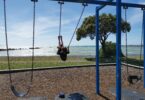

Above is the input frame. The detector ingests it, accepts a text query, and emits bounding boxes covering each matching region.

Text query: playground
[1,0,145,100]
[0,65,144,100]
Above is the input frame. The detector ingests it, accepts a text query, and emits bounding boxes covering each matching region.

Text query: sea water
[0,46,143,57]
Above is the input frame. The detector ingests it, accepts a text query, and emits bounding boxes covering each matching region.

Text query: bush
[99,41,124,58]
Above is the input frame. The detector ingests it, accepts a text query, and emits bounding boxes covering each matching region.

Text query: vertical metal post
[143,10,145,88]
[116,0,122,100]
[96,7,100,94]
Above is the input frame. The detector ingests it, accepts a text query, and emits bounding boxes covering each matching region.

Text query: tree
[76,13,131,57]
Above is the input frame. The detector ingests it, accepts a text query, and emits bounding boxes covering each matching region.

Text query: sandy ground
[0,66,145,100]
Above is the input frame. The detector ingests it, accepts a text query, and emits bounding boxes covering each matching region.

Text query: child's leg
[58,35,63,46]
[60,36,63,46]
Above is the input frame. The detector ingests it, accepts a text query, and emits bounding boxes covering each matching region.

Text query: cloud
[0,2,95,47]
[0,16,80,47]
[8,16,75,38]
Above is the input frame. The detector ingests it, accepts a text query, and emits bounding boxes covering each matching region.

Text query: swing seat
[127,75,142,84]
[11,85,29,97]
[57,47,69,61]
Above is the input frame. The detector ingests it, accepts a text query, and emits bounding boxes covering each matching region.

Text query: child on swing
[57,35,69,61]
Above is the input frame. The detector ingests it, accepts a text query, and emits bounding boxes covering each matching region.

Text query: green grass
[0,56,143,70]
[122,57,143,66]
[0,56,95,70]
[128,56,143,60]
[85,56,143,67]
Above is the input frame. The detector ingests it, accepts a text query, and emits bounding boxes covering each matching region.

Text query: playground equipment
[123,7,143,84]
[57,1,87,61]
[2,0,145,100]
[95,1,145,100]
[3,0,37,97]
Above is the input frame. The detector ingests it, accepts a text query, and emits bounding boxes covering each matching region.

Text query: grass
[0,55,143,70]
[128,56,143,60]
[122,57,143,66]
[0,56,95,70]
[86,56,143,67]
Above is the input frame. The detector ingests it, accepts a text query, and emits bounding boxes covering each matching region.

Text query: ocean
[0,46,143,57]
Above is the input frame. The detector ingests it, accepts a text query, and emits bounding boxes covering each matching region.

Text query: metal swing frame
[50,0,145,100]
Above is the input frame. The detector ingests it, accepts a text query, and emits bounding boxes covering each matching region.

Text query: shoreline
[0,46,143,57]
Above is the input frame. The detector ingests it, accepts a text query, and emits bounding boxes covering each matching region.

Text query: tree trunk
[101,40,106,58]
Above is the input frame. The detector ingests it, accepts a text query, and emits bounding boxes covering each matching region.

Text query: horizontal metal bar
[51,0,145,9]
[96,0,113,10]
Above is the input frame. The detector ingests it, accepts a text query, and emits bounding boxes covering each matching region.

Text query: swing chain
[58,1,64,37]
[58,1,64,5]
[31,0,37,82]
[68,2,87,48]
[141,7,145,11]
[82,2,88,7]
[31,0,38,2]
[123,5,128,10]
[3,0,12,84]
[139,10,144,75]
[123,6,129,76]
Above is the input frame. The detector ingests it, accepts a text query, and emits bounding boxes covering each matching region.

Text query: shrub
[99,41,124,58]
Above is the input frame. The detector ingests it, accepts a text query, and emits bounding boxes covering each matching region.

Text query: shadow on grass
[85,57,143,67]
[85,57,116,63]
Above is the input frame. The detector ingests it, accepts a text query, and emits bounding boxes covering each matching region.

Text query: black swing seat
[127,75,142,84]
[11,85,30,97]
[57,47,69,61]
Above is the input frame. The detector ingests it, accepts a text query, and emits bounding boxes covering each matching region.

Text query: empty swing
[124,6,143,84]
[3,0,37,97]
[57,1,87,61]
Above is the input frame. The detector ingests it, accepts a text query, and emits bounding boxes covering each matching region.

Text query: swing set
[57,1,87,61]
[3,0,37,97]
[1,0,145,100]
[123,6,143,84]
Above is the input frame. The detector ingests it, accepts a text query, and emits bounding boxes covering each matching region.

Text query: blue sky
[0,0,145,48]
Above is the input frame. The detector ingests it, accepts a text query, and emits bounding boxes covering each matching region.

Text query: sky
[0,0,145,48]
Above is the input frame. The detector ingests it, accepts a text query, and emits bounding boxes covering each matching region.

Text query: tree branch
[106,32,111,38]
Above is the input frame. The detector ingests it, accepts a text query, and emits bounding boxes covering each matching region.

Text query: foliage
[76,13,131,57]
[76,13,131,41]
[99,42,124,58]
